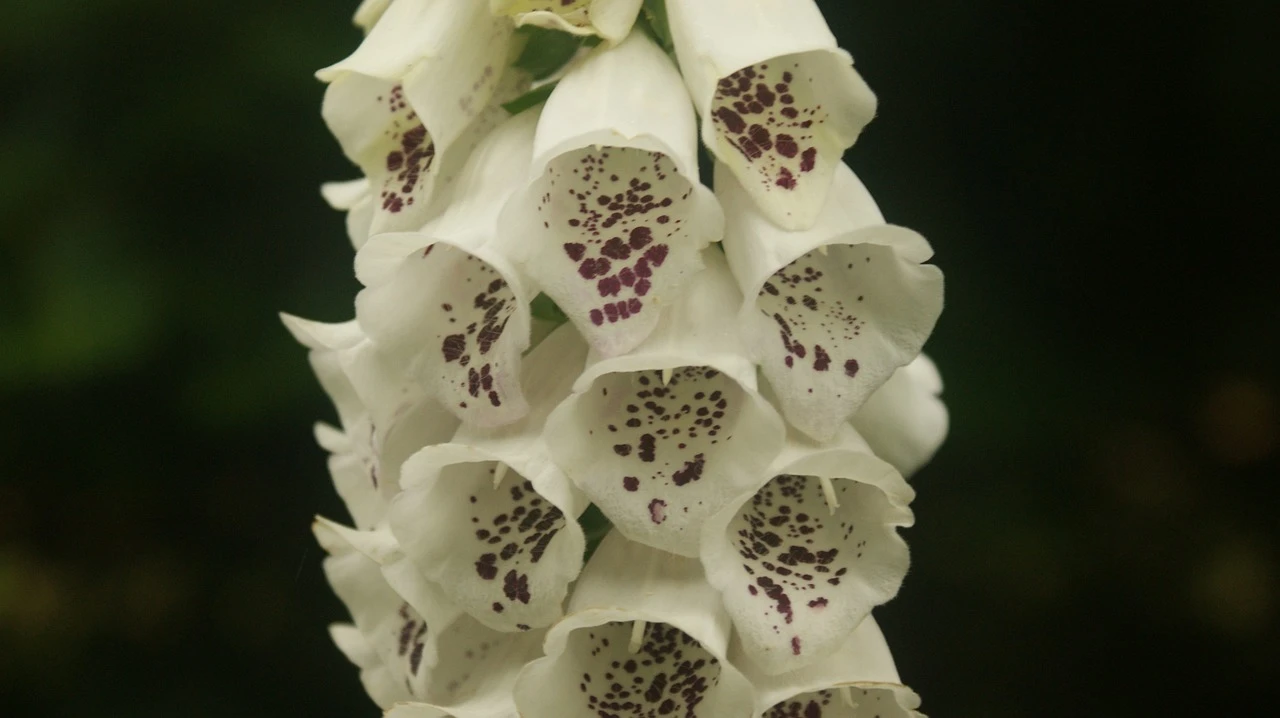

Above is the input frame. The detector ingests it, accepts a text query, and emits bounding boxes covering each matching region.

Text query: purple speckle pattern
[464,466,565,622]
[764,687,912,718]
[373,84,436,216]
[731,475,863,657]
[570,621,723,718]
[710,63,824,196]
[757,249,867,392]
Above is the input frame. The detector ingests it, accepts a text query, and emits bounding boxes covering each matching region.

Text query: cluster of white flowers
[285,1,947,716]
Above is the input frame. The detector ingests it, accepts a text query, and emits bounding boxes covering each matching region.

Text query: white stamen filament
[816,244,829,256]
[840,686,857,708]
[661,367,673,386]
[819,476,840,514]
[492,461,508,488]
[628,620,647,654]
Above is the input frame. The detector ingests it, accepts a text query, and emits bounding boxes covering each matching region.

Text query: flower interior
[709,55,843,226]
[433,461,571,630]
[564,367,762,555]
[723,473,902,665]
[527,148,702,356]
[550,621,724,718]
[753,241,920,441]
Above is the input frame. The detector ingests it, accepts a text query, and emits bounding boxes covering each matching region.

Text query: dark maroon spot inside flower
[578,257,611,279]
[844,359,860,377]
[713,106,746,134]
[475,553,497,580]
[813,345,831,371]
[441,334,466,362]
[563,242,586,261]
[775,134,799,158]
[671,453,706,487]
[800,147,817,173]
[622,476,639,492]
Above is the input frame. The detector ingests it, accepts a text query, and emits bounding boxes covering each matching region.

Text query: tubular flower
[290,2,945,715]
[499,31,722,358]
[666,0,877,230]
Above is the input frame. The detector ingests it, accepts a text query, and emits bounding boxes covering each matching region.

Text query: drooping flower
[355,110,541,428]
[666,0,877,230]
[490,0,642,43]
[315,518,544,718]
[719,161,945,444]
[390,325,591,632]
[500,30,723,357]
[700,424,914,674]
[543,251,785,557]
[319,0,520,234]
[512,531,756,717]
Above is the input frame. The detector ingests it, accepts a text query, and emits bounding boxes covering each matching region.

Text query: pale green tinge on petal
[499,31,721,358]
[719,162,944,444]
[390,325,590,632]
[543,252,785,557]
[667,0,875,230]
[746,617,926,718]
[853,354,948,479]
[492,0,643,42]
[700,425,914,675]
[512,532,756,718]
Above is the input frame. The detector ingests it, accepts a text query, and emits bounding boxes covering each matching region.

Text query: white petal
[701,425,914,675]
[390,326,590,631]
[330,623,416,709]
[491,0,642,42]
[852,354,948,478]
[747,617,924,717]
[322,177,370,210]
[719,163,944,443]
[512,532,756,718]
[667,0,876,229]
[544,252,786,557]
[499,32,722,357]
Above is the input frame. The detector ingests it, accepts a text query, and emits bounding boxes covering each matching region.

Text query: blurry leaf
[502,82,557,115]
[513,26,584,80]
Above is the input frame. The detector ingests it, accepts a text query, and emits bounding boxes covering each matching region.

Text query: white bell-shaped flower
[700,423,914,674]
[282,315,458,527]
[513,531,756,717]
[666,0,876,230]
[853,354,948,479]
[315,519,543,718]
[544,251,785,557]
[719,162,944,444]
[746,616,924,717]
[390,324,591,632]
[490,0,642,43]
[319,0,518,234]
[499,31,723,358]
[355,110,541,428]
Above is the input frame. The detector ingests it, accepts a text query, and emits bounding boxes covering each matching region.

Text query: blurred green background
[1,1,1276,715]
